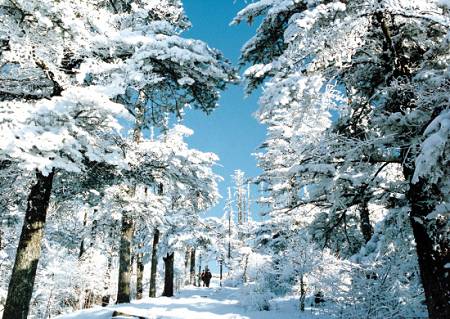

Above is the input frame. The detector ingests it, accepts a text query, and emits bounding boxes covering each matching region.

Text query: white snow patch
[55,279,320,319]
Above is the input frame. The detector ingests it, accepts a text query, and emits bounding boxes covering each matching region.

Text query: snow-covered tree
[234,0,450,317]
[0,0,236,316]
[0,86,127,319]
[232,170,248,225]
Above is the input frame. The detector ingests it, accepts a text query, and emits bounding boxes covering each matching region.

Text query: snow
[55,278,317,319]
[413,109,450,184]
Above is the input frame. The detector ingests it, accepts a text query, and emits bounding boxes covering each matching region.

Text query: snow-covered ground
[56,279,324,319]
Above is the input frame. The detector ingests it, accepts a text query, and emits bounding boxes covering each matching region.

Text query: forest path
[56,278,307,319]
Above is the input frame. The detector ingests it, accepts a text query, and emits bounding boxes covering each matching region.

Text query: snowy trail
[56,281,305,319]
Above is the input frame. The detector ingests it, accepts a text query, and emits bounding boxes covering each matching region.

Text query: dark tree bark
[149,228,160,298]
[299,275,306,312]
[198,255,202,287]
[78,210,89,259]
[116,212,134,304]
[162,252,174,297]
[242,254,249,283]
[359,199,373,244]
[184,249,190,285]
[219,258,223,287]
[407,178,450,319]
[136,243,144,300]
[190,248,196,286]
[3,170,55,319]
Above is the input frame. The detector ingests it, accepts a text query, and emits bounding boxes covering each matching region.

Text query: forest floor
[56,279,325,319]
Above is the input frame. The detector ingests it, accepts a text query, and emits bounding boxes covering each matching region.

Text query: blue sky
[181,1,267,219]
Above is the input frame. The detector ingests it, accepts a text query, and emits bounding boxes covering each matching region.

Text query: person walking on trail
[204,268,212,288]
[200,270,206,287]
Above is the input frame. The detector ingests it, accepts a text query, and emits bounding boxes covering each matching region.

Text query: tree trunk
[198,254,202,287]
[398,115,449,318]
[136,243,144,300]
[78,210,89,259]
[3,170,54,319]
[190,248,196,286]
[242,254,249,283]
[162,252,174,297]
[408,178,450,319]
[359,199,373,243]
[299,274,306,312]
[116,212,134,304]
[219,259,223,287]
[184,249,190,285]
[149,228,160,298]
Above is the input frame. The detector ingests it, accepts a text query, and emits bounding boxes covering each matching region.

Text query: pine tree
[0,0,236,315]
[234,0,450,317]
